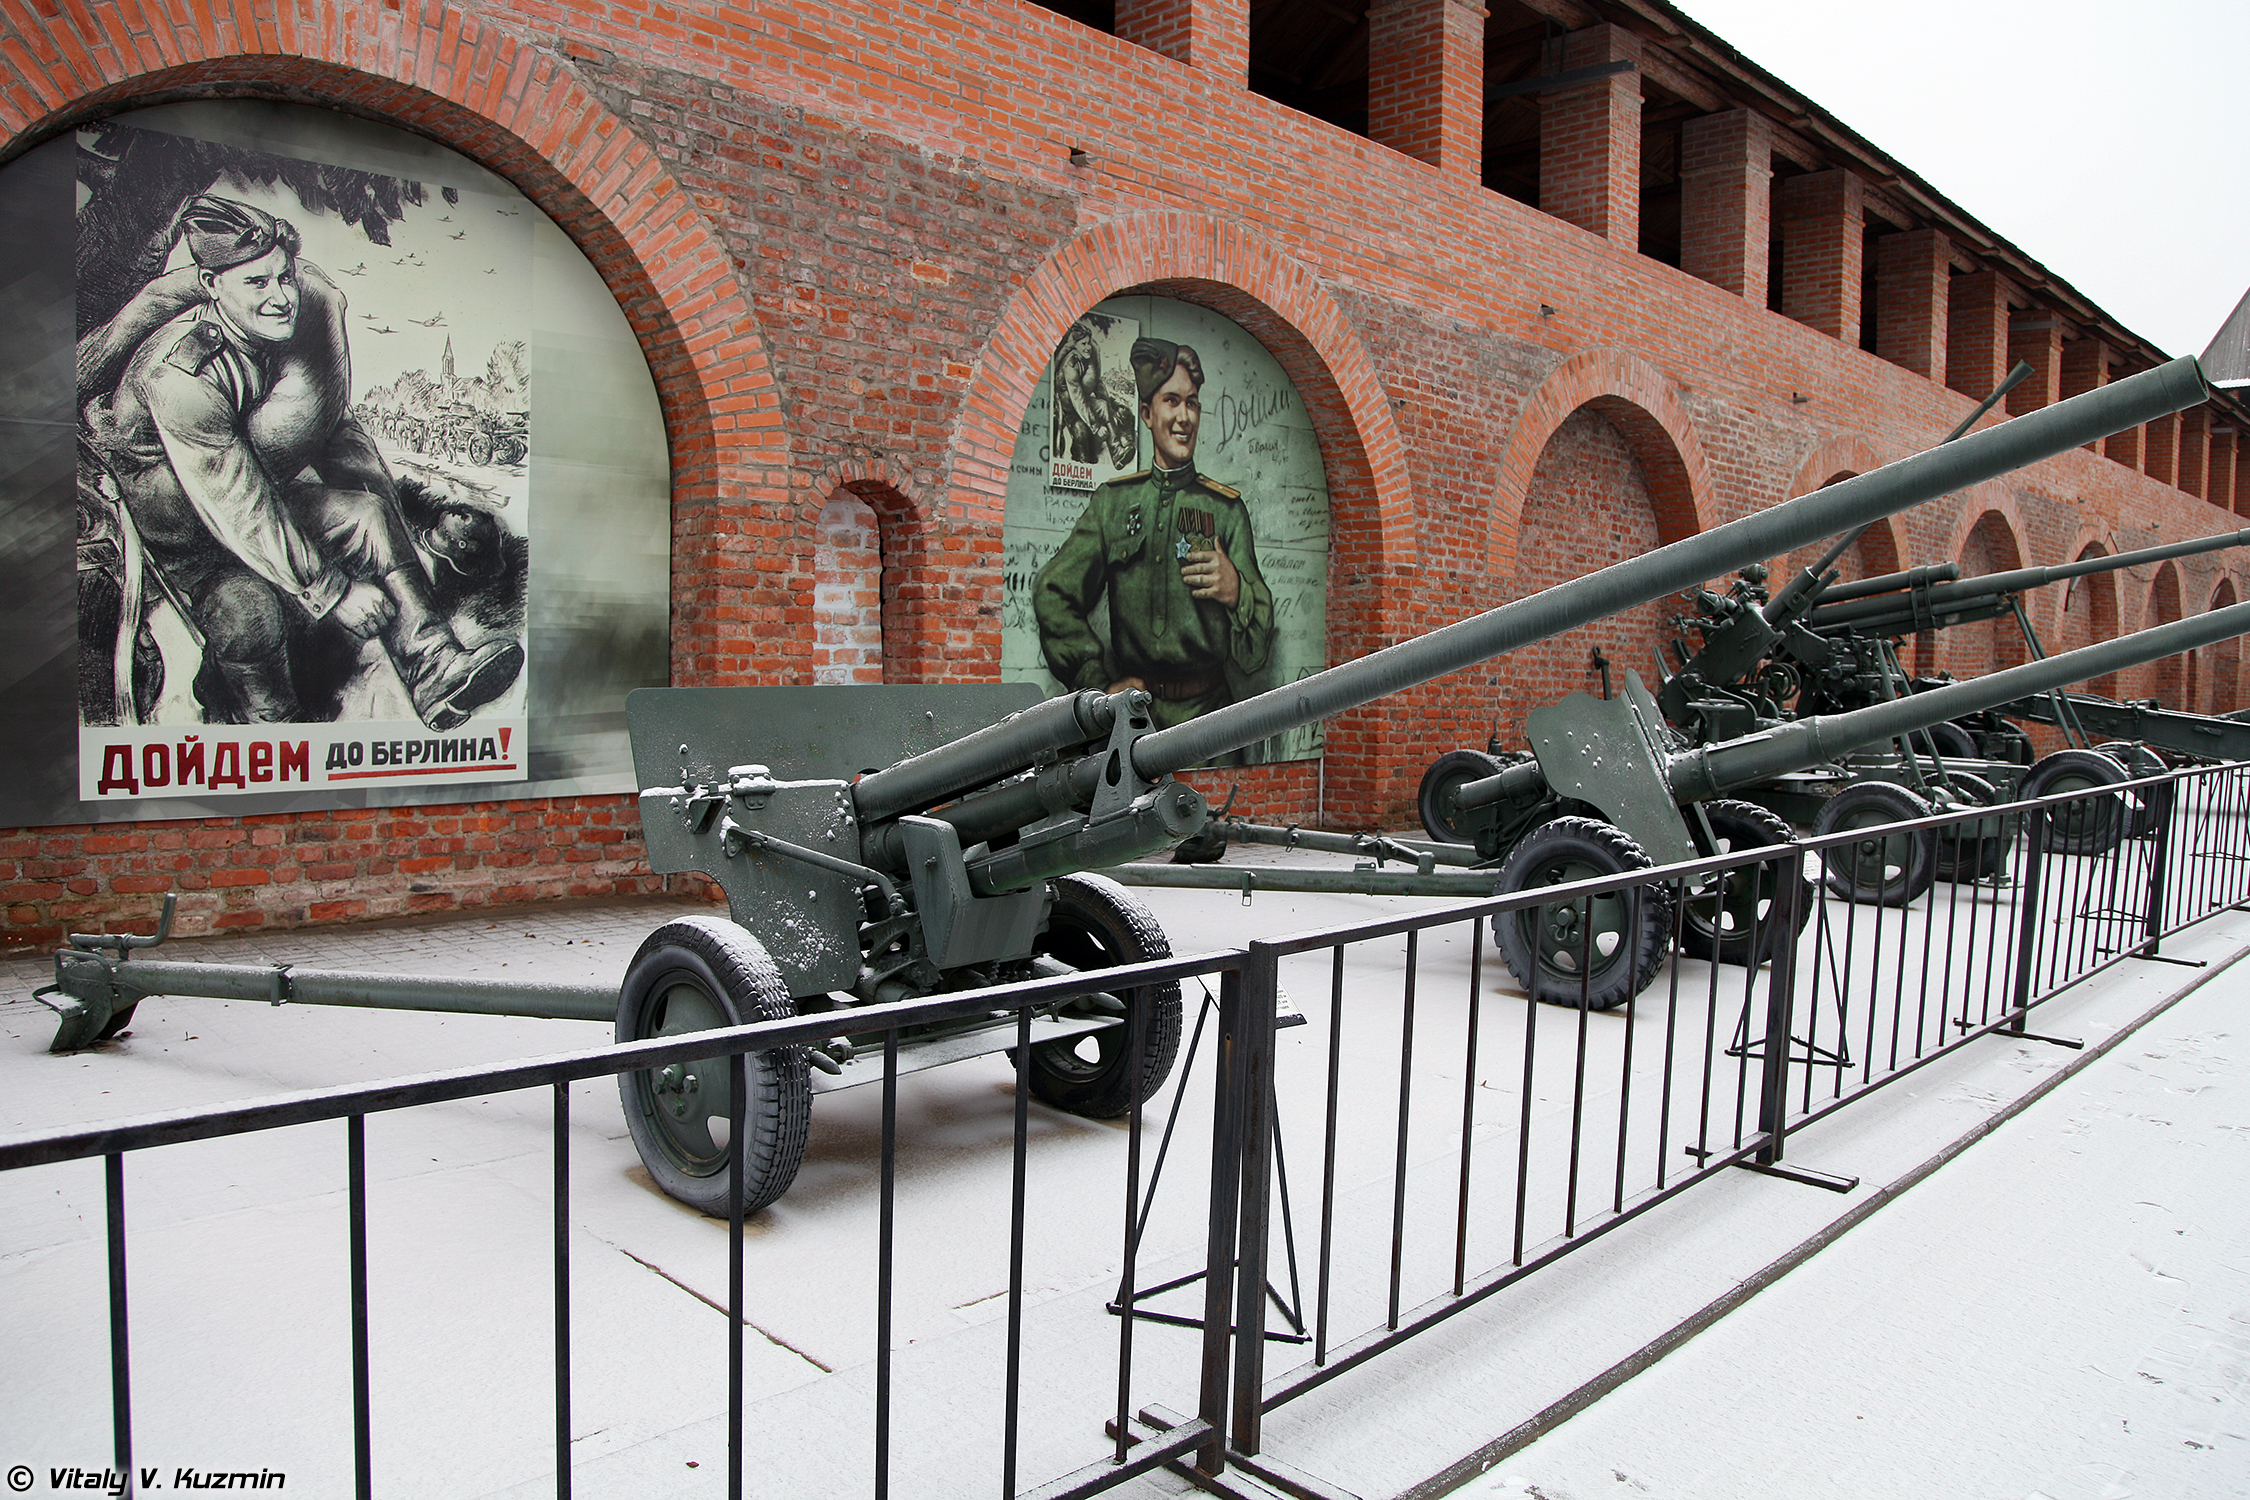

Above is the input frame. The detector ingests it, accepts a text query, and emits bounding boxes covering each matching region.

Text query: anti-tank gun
[33,348,2227,1219]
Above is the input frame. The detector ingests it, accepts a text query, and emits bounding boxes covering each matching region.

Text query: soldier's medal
[1175,534,1193,561]
[1125,505,1142,536]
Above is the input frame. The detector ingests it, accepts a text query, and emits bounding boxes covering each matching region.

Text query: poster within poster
[74,121,534,802]
[1003,298,1331,764]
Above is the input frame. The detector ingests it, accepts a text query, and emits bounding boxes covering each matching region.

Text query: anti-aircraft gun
[32,352,2225,1218]
[1649,529,2250,832]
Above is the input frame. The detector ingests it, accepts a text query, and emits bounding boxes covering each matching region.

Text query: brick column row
[1116,0,1248,81]
[1368,0,1485,180]
[1540,24,1642,245]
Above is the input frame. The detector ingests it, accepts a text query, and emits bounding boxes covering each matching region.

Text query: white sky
[1669,0,2249,361]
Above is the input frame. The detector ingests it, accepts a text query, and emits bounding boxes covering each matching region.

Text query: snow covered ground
[2,848,2243,1499]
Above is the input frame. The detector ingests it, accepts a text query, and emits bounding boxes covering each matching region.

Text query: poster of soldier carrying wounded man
[73,119,534,803]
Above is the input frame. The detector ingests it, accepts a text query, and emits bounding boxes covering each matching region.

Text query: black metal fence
[4,759,2246,1498]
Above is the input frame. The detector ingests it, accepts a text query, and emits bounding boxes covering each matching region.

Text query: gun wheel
[1680,799,1810,967]
[2023,749,2138,856]
[1812,781,1936,906]
[1492,817,1673,1010]
[1417,749,1508,843]
[1933,771,2011,883]
[616,917,810,1217]
[1019,873,1182,1119]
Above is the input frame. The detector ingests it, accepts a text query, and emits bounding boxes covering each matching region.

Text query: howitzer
[33,352,2218,1217]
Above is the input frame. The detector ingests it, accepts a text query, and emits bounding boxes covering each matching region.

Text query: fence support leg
[2138,781,2178,959]
[2007,806,2048,1035]
[1229,946,1280,1459]
[1195,968,1246,1478]
[1753,853,1804,1168]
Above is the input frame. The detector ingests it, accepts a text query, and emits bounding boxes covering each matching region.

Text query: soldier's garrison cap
[171,194,302,272]
[1131,338,1206,403]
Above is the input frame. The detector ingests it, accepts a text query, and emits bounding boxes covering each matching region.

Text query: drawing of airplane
[339,262,367,277]
[449,231,467,240]
[368,325,398,335]
[409,314,446,327]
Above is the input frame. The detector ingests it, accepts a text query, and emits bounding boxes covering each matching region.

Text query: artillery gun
[1422,364,2043,845]
[1651,529,2250,822]
[32,351,2222,1217]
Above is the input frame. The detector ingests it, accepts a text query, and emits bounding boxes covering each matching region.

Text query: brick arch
[1487,348,1716,581]
[2147,562,2187,706]
[1785,433,1886,501]
[2207,577,2241,714]
[0,14,790,681]
[1938,501,2029,678]
[802,457,960,683]
[2049,528,2123,694]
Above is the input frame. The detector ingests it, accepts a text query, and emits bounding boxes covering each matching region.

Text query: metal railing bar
[1611,886,1641,1217]
[1511,959,1537,1268]
[106,1152,131,1493]
[1387,932,1419,1331]
[1454,920,1482,1296]
[1314,947,1343,1367]
[728,1053,745,1500]
[879,1028,899,1497]
[553,1083,571,1500]
[1563,906,1593,1239]
[1004,1004,1032,1500]
[1112,994,1141,1468]
[347,1119,370,1500]
[1654,907,1684,1193]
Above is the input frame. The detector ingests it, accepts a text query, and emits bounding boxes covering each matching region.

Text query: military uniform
[1033,462,1275,730]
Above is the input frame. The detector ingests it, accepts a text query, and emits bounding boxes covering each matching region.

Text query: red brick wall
[2,0,2243,946]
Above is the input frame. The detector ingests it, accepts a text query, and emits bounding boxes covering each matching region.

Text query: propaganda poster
[73,120,534,803]
[1002,297,1332,764]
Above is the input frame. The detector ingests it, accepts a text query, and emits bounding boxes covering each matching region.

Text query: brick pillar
[2177,405,2210,499]
[2005,314,2063,414]
[2060,336,2111,452]
[1774,169,1864,342]
[1368,0,1484,180]
[2146,412,2179,485]
[1539,25,1641,244]
[1946,269,2012,399]
[1116,0,1248,81]
[2209,430,2236,511]
[1872,228,1949,378]
[1679,109,1771,302]
[2237,448,2250,518]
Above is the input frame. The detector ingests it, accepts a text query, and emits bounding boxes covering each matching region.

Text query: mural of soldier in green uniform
[1032,337,1275,730]
[1001,297,1330,765]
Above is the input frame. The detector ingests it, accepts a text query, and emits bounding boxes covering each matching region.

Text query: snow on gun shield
[34,311,2240,1218]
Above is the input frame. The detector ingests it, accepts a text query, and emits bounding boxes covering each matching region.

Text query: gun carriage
[33,353,2227,1215]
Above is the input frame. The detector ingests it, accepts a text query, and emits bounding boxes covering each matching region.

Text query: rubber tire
[1492,817,1674,1010]
[1812,781,1938,907]
[2022,749,2135,857]
[1932,771,2009,884]
[1020,873,1183,1118]
[615,916,811,1217]
[1679,799,1811,967]
[1417,749,1508,843]
[1921,720,1977,761]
